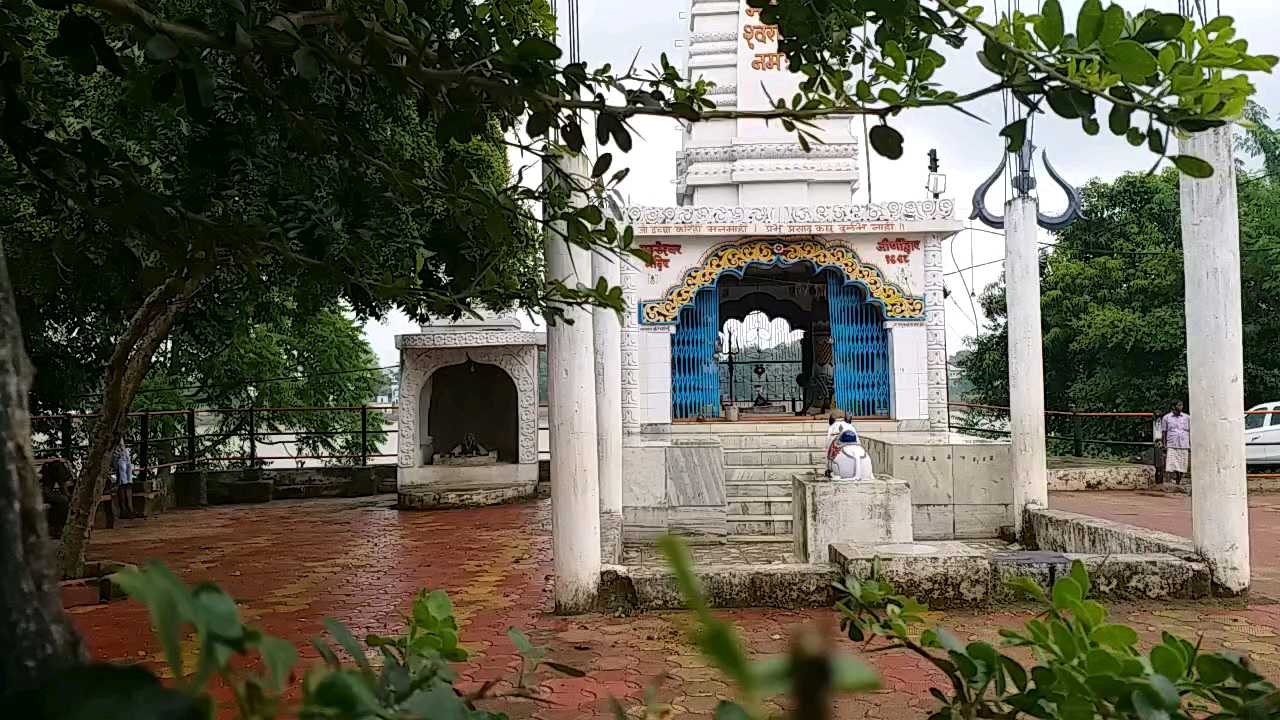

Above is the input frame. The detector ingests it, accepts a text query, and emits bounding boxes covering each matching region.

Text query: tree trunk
[56,275,199,580]
[0,235,86,695]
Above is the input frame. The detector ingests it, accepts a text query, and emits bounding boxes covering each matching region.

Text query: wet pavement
[67,492,1280,719]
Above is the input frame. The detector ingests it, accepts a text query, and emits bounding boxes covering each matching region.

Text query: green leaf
[1106,41,1158,83]
[1132,688,1171,720]
[145,34,179,61]
[1069,560,1091,598]
[311,671,381,716]
[1195,654,1235,683]
[292,48,319,80]
[868,124,904,160]
[1077,0,1105,47]
[1085,648,1122,675]
[323,618,372,677]
[1149,645,1184,680]
[1051,576,1083,609]
[1126,128,1146,146]
[1172,155,1213,178]
[1047,89,1081,119]
[515,36,562,62]
[1000,118,1028,153]
[1092,623,1139,648]
[714,701,751,720]
[1098,4,1126,47]
[402,683,467,720]
[1147,129,1166,155]
[1036,0,1064,49]
[193,586,240,640]
[111,564,190,680]
[425,590,454,621]
[831,657,880,691]
[257,635,298,691]
[1109,104,1132,135]
[592,153,613,179]
[1000,655,1028,691]
[1133,14,1187,44]
[1050,620,1079,661]
[507,627,536,655]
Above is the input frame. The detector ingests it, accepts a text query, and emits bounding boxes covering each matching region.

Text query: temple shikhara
[619,0,959,431]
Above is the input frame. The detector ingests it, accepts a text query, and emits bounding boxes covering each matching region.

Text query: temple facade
[619,0,962,432]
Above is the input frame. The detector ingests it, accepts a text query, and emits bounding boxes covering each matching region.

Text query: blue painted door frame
[671,287,720,419]
[670,269,892,419]
[827,273,891,417]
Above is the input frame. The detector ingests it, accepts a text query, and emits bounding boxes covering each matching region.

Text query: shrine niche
[395,317,542,509]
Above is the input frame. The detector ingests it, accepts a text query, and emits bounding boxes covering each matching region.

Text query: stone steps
[724,449,827,467]
[718,434,831,450]
[727,513,793,536]
[727,497,792,517]
[724,479,794,497]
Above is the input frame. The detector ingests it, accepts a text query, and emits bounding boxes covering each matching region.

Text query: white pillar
[923,234,949,431]
[1179,127,1250,593]
[593,253,623,515]
[1005,196,1048,532]
[546,153,601,613]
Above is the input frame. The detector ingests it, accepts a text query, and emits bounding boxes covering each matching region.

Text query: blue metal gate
[672,287,720,419]
[827,273,891,417]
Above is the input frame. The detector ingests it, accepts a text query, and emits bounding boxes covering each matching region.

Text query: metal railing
[32,404,397,481]
[947,401,1280,480]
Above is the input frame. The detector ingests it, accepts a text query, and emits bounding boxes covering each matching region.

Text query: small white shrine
[395,317,542,508]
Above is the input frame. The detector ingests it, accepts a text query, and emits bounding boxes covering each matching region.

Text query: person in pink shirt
[1160,400,1191,486]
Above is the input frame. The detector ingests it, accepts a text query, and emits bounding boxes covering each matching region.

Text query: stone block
[831,541,991,609]
[598,564,839,613]
[667,507,728,539]
[726,468,766,482]
[912,504,954,540]
[954,504,1012,539]
[724,451,762,466]
[990,551,1213,602]
[173,471,208,508]
[666,444,725,506]
[793,477,913,563]
[951,445,1011,504]
[622,506,668,542]
[1025,508,1195,557]
[622,445,667,507]
[208,476,273,504]
[892,446,953,504]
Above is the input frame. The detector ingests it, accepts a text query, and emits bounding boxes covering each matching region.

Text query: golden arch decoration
[637,237,925,325]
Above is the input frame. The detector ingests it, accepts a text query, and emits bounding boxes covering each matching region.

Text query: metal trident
[970,124,1085,231]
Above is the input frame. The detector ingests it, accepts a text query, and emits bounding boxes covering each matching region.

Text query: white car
[1246,402,1280,465]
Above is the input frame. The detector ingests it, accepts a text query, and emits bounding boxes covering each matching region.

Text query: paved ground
[68,492,1280,720]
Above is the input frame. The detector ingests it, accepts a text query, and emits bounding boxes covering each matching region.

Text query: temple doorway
[670,262,891,420]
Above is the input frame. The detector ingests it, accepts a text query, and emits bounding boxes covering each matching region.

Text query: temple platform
[397,464,539,510]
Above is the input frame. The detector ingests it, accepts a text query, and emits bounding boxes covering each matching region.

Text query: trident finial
[970,116,1085,231]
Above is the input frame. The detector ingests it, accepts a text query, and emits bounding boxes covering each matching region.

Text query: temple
[620,0,959,432]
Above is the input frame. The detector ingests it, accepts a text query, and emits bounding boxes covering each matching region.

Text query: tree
[0,0,1275,698]
[956,158,1280,452]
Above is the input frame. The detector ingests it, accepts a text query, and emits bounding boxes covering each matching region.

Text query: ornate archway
[639,238,925,325]
[398,346,538,467]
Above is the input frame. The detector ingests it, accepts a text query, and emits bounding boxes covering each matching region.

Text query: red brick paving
[67,493,1280,718]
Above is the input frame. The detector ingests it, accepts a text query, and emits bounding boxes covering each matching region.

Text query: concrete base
[621,439,726,542]
[860,431,1012,539]
[1024,507,1195,557]
[397,463,538,509]
[792,477,913,563]
[831,541,991,609]
[1047,458,1154,491]
[598,563,837,613]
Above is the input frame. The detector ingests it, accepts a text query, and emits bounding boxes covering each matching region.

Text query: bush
[13,543,1279,720]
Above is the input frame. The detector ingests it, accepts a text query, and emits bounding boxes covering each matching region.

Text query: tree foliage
[956,145,1280,452]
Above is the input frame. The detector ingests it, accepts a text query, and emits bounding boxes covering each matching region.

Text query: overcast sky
[363,0,1280,367]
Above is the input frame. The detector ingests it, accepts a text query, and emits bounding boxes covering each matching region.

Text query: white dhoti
[1165,447,1189,473]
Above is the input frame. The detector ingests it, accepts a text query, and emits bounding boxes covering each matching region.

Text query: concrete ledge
[1025,508,1195,557]
[397,463,538,509]
[1047,460,1154,491]
[989,551,1211,602]
[598,563,837,613]
[831,541,990,609]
